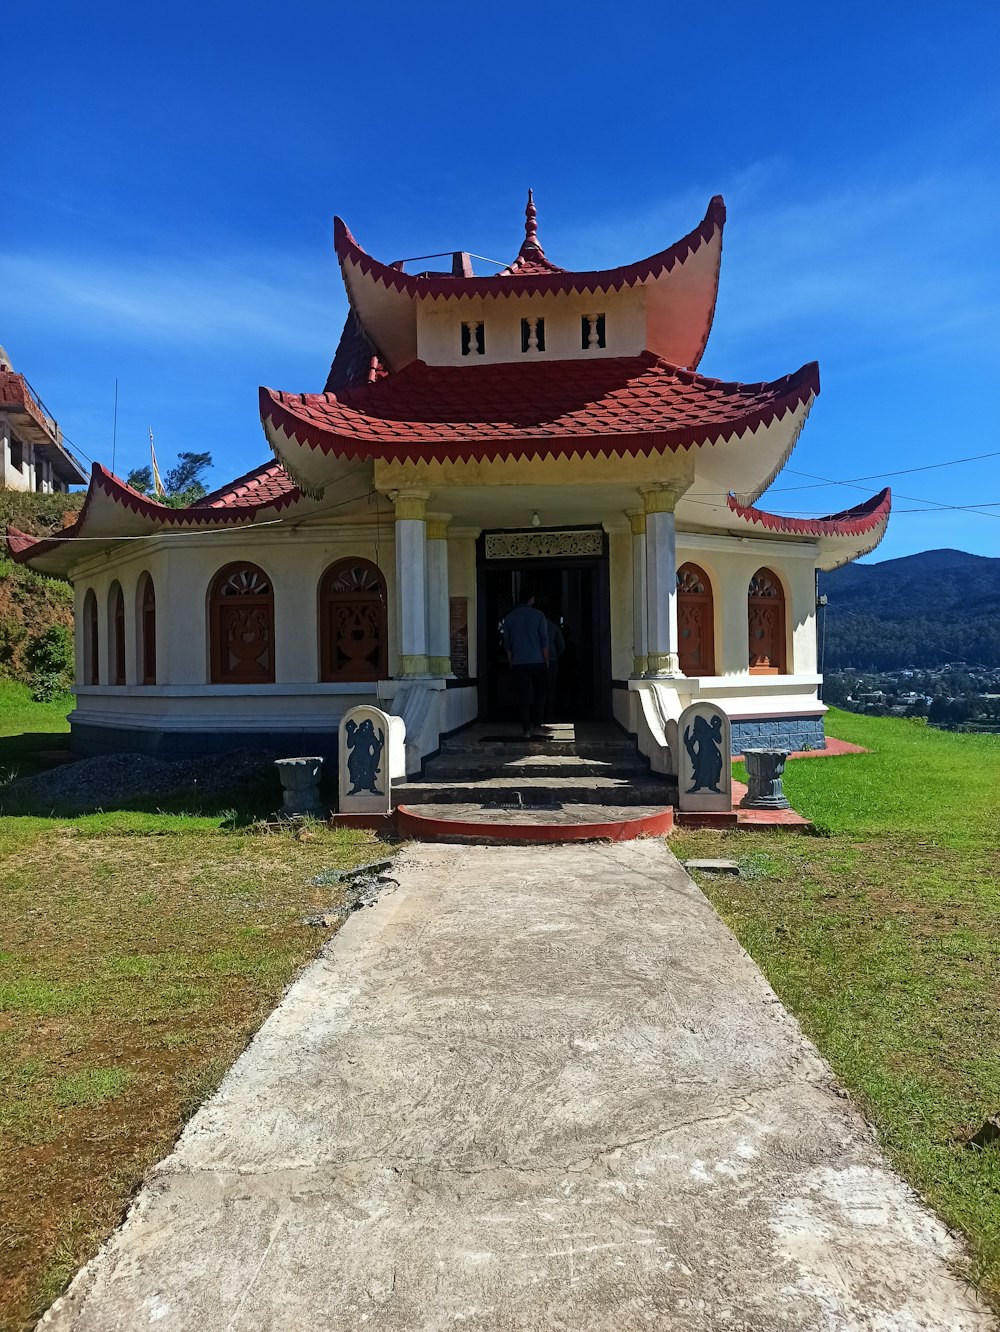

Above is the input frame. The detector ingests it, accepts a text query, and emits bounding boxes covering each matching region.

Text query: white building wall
[65,516,825,752]
[416,288,647,366]
[0,419,32,492]
[69,528,399,740]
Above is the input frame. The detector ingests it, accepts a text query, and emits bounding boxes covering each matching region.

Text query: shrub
[30,671,71,703]
[25,623,74,678]
[25,624,74,696]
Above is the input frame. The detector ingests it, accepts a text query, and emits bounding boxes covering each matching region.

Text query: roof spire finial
[524,188,538,246]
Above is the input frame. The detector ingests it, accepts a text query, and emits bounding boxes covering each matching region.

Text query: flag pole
[150,428,165,498]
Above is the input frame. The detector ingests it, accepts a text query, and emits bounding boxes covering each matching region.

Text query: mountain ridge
[820,548,1000,670]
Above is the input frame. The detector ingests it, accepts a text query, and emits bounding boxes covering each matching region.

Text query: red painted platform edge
[675,810,739,829]
[737,807,812,827]
[329,812,397,831]
[732,737,868,762]
[395,804,674,843]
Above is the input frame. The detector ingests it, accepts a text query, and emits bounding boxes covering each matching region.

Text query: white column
[627,510,647,676]
[0,417,9,487]
[392,490,430,676]
[426,513,452,676]
[642,484,687,678]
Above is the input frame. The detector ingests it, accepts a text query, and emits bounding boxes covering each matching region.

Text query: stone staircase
[394,722,676,810]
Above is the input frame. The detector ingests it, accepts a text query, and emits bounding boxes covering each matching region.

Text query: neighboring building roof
[0,366,88,485]
[264,353,818,460]
[335,195,726,372]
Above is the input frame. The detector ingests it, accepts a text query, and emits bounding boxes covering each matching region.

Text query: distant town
[824,664,1000,733]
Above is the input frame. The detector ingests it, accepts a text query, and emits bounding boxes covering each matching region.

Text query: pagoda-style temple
[8,193,890,770]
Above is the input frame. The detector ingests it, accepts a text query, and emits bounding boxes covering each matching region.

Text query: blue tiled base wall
[72,723,340,761]
[730,715,826,756]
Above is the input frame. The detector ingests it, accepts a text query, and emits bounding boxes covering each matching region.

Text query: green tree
[126,451,213,508]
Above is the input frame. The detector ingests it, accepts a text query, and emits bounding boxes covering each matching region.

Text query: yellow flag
[149,428,165,498]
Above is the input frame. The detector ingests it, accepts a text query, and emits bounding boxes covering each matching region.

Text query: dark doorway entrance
[478,540,612,723]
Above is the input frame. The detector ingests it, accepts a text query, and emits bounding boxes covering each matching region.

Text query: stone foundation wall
[729,715,826,756]
[71,722,341,761]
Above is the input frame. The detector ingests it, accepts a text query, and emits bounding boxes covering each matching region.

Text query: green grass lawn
[675,708,1000,1305]
[0,682,73,782]
[0,685,382,1331]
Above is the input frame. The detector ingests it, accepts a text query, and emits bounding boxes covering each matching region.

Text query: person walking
[502,592,549,739]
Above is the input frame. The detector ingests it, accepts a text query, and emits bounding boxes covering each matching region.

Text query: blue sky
[4,1,999,560]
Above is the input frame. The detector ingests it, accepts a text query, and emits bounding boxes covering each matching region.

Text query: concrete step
[423,757,651,780]
[395,775,676,807]
[443,740,642,759]
[396,802,675,843]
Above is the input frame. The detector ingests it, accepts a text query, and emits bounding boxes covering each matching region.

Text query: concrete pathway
[43,842,994,1331]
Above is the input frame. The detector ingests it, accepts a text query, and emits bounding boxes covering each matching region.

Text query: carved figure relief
[321,559,387,682]
[677,562,715,675]
[344,717,385,795]
[210,564,275,684]
[683,714,724,794]
[748,568,786,674]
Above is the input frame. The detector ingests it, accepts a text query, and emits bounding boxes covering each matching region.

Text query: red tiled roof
[5,462,300,565]
[334,196,726,300]
[727,488,892,538]
[192,460,299,510]
[324,312,387,392]
[261,353,819,465]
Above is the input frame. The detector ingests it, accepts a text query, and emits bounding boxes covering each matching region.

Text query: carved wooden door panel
[748,569,786,673]
[677,563,715,676]
[321,560,387,682]
[211,565,275,684]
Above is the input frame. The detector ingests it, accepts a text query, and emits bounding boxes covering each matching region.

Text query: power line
[771,449,1000,493]
[761,466,1000,517]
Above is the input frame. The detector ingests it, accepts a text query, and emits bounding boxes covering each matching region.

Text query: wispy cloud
[546,160,999,373]
[0,244,346,357]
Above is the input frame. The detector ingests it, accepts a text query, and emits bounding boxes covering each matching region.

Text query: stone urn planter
[740,749,791,810]
[274,757,325,817]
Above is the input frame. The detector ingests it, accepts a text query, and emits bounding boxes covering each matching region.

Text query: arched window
[677,563,715,676]
[209,563,275,684]
[748,568,787,674]
[109,582,126,685]
[319,558,387,682]
[83,589,99,685]
[138,574,156,685]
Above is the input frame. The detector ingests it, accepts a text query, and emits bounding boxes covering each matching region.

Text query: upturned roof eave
[259,353,817,467]
[5,462,302,576]
[334,197,726,372]
[725,489,893,569]
[333,197,725,301]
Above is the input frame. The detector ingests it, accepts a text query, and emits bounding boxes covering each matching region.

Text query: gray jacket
[503,604,548,665]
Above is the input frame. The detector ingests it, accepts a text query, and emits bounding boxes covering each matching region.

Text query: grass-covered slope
[0,493,82,689]
[677,709,1000,1305]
